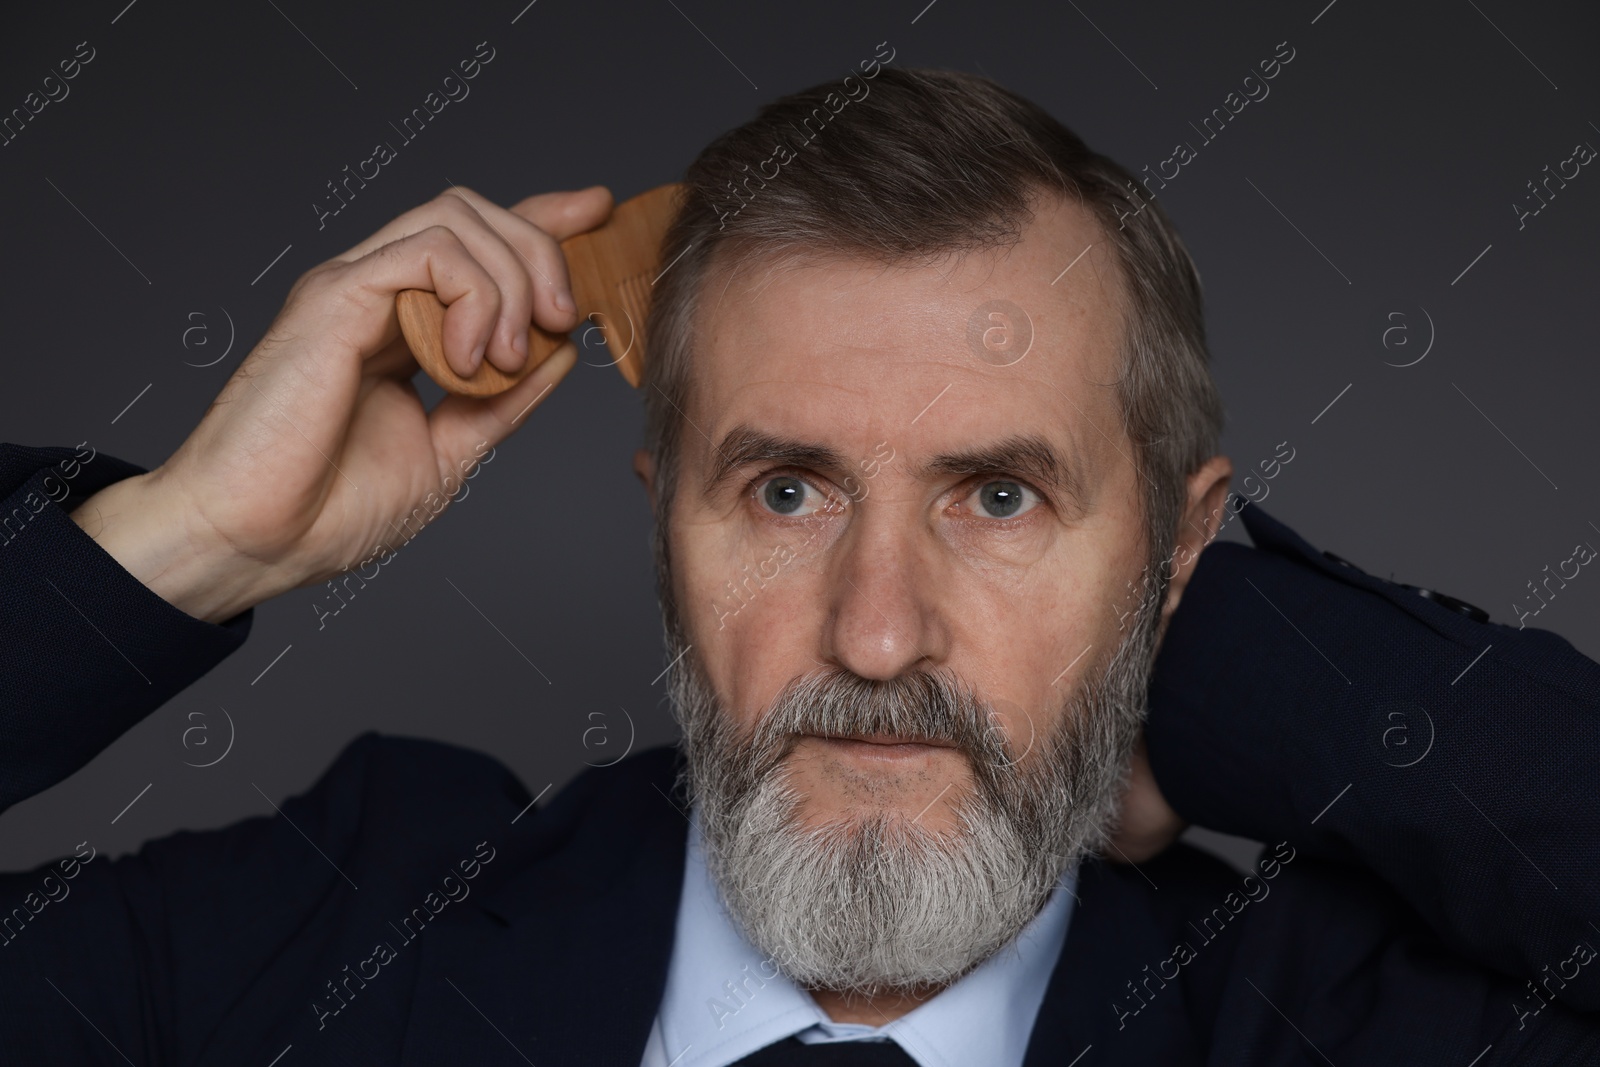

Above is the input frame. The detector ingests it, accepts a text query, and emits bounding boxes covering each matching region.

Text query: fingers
[304,224,504,379]
[437,186,581,370]
[327,185,608,377]
[433,191,541,373]
[507,185,614,240]
[426,341,579,477]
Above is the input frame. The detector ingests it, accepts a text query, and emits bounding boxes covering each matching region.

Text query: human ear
[632,448,658,514]
[1160,453,1234,626]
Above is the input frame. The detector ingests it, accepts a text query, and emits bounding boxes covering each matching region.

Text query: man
[0,67,1596,1066]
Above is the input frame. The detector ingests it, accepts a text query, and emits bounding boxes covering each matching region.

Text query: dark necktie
[731,1034,919,1065]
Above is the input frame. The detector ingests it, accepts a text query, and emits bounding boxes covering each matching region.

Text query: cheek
[949,536,1120,656]
[955,542,1147,745]
[680,532,808,624]
[672,516,833,724]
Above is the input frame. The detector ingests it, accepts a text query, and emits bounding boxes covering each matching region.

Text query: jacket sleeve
[0,731,416,1066]
[0,441,253,815]
[1144,502,1600,1019]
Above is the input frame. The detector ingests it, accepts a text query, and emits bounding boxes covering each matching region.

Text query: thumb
[426,341,578,477]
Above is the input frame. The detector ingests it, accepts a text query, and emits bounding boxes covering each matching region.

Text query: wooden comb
[395,182,684,397]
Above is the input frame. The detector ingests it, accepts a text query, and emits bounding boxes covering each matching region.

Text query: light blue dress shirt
[639,809,1078,1067]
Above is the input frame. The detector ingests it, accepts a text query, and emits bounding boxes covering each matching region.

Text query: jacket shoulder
[133,731,536,881]
[292,732,679,847]
[1221,505,1599,697]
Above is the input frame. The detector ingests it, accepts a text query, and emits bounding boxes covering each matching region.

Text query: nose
[820,511,950,681]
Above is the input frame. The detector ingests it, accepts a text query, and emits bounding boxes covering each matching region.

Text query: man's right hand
[70,184,615,625]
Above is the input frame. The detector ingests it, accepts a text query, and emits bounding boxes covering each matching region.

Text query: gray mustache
[748,665,1015,770]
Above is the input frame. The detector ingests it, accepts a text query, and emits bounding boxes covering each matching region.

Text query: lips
[816,733,959,749]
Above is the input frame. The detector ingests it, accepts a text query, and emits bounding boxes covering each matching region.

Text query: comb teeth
[616,270,652,344]
[596,269,653,384]
[397,183,681,396]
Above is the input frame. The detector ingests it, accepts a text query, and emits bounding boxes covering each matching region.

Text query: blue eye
[760,475,822,516]
[972,480,1037,519]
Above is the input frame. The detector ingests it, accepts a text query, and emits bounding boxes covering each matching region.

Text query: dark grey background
[1,0,1595,875]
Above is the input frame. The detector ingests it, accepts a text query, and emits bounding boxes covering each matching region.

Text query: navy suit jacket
[1,440,1597,1065]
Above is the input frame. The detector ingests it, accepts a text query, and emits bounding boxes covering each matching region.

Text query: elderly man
[1,68,1596,1066]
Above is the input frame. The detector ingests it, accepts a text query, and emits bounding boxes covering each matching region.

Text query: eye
[756,474,828,517]
[967,479,1040,520]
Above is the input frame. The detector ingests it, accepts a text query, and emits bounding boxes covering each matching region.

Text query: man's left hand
[1104,736,1187,863]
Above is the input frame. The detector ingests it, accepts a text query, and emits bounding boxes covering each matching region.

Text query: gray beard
[662,572,1164,999]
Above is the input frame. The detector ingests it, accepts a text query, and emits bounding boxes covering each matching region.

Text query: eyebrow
[702,424,1092,510]
[920,434,1092,511]
[703,426,851,498]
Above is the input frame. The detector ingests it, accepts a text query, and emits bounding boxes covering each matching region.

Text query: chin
[700,763,1060,997]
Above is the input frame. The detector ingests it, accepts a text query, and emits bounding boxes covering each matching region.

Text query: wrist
[69,470,281,624]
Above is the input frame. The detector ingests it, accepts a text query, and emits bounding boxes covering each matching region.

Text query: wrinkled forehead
[680,196,1133,487]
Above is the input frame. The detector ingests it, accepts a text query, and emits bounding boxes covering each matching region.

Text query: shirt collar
[652,808,1078,1067]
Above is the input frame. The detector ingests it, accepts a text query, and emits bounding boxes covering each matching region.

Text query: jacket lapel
[399,746,690,1066]
[1022,858,1206,1066]
[399,746,1209,1066]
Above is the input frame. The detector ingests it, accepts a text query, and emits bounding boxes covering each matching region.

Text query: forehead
[684,194,1130,473]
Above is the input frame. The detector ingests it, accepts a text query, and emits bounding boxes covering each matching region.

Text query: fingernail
[469,341,486,372]
[513,330,527,358]
[554,289,576,314]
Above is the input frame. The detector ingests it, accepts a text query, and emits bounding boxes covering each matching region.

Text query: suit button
[1323,551,1490,622]
[1400,584,1490,624]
